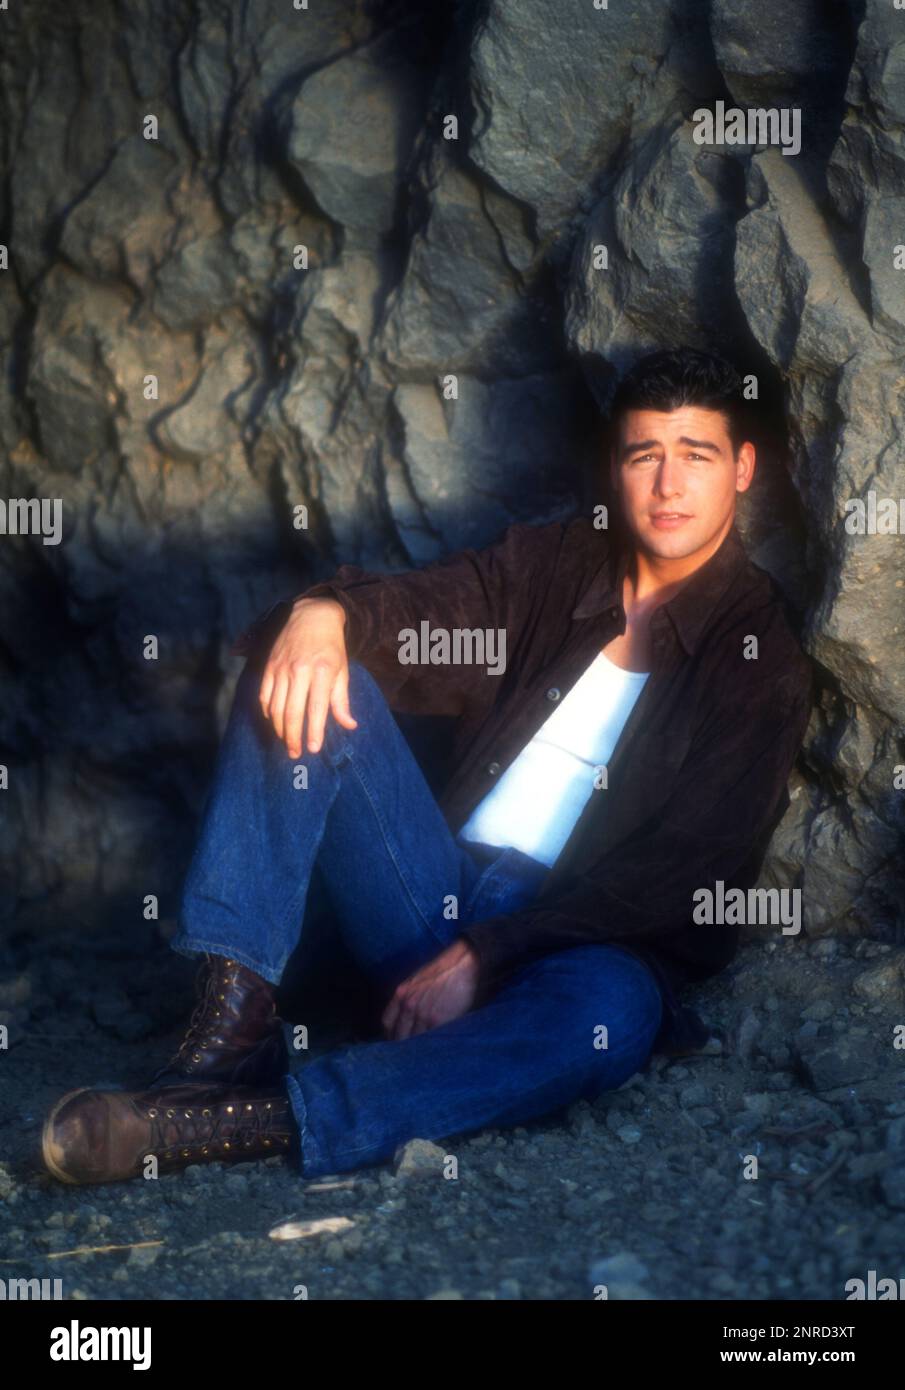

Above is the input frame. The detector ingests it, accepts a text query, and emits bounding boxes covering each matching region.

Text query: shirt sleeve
[460,655,813,1001]
[232,520,563,715]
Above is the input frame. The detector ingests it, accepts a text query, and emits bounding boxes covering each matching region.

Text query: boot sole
[42,1086,94,1185]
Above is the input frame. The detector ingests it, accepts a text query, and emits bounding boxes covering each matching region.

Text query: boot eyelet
[185,1110,193,1118]
[245,1104,253,1112]
[202,1108,212,1117]
[226,1105,234,1113]
[223,1141,231,1150]
[181,1148,190,1157]
[165,1109,175,1118]
[147,1108,158,1118]
[264,1139,272,1147]
[192,1054,201,1063]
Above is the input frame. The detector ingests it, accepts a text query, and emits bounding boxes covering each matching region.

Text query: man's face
[612,405,755,560]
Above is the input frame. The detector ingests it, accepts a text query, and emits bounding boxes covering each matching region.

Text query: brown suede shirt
[235,517,813,1051]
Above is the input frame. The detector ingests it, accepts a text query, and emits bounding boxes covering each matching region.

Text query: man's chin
[634,521,706,560]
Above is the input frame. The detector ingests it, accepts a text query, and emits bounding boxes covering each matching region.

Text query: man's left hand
[381,940,479,1041]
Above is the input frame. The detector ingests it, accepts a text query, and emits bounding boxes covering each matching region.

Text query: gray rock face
[565,124,742,368]
[711,0,857,158]
[286,33,431,239]
[0,0,903,950]
[468,0,691,240]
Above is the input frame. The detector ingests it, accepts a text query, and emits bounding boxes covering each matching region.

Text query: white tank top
[458,651,649,868]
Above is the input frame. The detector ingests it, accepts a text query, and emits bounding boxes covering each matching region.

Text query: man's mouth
[649,512,692,530]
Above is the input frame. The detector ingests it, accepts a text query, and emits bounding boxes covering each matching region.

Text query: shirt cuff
[460,918,526,1007]
[231,596,294,657]
[230,584,363,660]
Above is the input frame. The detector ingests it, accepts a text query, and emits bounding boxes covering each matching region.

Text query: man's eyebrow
[619,438,660,458]
[677,436,722,452]
[619,435,725,459]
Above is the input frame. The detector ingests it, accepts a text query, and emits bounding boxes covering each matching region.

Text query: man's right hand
[258,597,358,759]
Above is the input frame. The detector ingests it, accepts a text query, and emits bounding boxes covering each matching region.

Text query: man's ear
[735,440,756,494]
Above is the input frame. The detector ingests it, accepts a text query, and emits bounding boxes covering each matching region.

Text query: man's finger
[381,992,403,1039]
[330,667,358,732]
[258,665,276,716]
[409,983,442,1036]
[394,1001,419,1042]
[282,666,311,760]
[268,669,291,742]
[304,665,333,753]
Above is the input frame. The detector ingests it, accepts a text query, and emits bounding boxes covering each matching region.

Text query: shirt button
[546,687,561,702]
[487,761,500,776]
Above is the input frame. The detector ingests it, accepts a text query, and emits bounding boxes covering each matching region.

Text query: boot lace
[170,957,237,1069]
[145,1096,290,1161]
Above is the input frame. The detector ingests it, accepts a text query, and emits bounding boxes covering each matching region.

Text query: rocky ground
[1,925,904,1302]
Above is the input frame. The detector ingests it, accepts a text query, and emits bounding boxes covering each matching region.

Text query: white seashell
[269,1215,356,1242]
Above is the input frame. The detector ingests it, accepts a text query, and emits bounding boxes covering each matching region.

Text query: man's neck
[601,516,735,671]
[627,514,735,608]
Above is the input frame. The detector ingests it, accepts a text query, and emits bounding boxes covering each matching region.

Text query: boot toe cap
[42,1087,129,1185]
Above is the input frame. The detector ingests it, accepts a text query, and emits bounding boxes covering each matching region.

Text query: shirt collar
[571,522,750,657]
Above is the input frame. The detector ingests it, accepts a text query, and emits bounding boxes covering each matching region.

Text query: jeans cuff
[168,934,285,988]
[285,1074,328,1178]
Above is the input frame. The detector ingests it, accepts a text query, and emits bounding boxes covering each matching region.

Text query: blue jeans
[171,660,663,1177]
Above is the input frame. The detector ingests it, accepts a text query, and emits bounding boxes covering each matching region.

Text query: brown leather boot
[42,1081,296,1185]
[151,954,288,1087]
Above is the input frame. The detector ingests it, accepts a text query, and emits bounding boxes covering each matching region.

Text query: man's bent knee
[577,946,663,1093]
[516,944,663,1095]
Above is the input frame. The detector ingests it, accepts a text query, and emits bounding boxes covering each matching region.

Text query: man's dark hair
[608,347,751,455]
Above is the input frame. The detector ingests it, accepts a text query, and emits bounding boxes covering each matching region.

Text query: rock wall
[1,0,902,941]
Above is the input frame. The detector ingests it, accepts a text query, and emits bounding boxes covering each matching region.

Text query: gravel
[1,931,904,1300]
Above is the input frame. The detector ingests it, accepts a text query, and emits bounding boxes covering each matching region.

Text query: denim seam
[461,857,504,919]
[267,754,341,947]
[462,846,527,919]
[341,744,451,948]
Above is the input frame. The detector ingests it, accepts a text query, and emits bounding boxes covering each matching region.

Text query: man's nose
[654,454,683,496]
